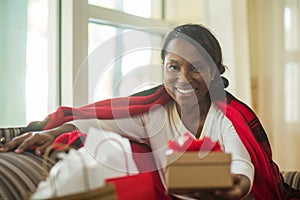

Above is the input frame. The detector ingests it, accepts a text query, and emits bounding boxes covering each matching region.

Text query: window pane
[284,62,300,123]
[88,23,164,102]
[26,0,49,122]
[119,31,163,96]
[88,0,162,19]
[88,23,117,54]
[88,23,118,101]
[0,0,53,126]
[284,0,299,51]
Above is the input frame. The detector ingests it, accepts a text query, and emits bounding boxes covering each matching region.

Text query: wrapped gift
[166,133,233,194]
[47,184,117,200]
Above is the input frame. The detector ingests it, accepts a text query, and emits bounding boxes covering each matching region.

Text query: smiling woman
[0,5,299,197]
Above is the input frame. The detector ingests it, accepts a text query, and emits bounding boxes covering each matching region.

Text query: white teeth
[176,88,195,94]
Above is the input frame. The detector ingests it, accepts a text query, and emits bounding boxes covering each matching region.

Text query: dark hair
[161,24,229,88]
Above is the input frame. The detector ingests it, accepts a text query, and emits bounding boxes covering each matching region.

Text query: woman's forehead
[165,38,206,62]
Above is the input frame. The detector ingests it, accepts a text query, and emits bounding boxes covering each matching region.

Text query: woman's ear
[210,65,217,81]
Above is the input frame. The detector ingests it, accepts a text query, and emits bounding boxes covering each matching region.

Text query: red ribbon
[167,133,222,152]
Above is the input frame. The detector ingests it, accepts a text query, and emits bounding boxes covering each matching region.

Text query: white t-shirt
[67,100,254,192]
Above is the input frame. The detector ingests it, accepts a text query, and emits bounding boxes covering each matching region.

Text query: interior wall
[248,0,300,171]
[165,0,202,24]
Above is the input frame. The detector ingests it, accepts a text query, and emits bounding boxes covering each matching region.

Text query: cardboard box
[166,152,232,194]
[48,184,117,200]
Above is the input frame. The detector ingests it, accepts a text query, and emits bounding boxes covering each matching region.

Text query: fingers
[213,174,247,200]
[214,188,242,200]
[192,191,215,200]
[16,133,54,155]
[14,134,42,154]
[0,133,33,152]
[0,131,54,155]
[232,174,242,184]
[34,139,54,156]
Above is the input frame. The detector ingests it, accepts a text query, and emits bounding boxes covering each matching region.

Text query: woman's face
[164,38,216,109]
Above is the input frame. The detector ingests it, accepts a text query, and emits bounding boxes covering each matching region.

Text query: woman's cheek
[164,74,177,98]
[164,69,177,82]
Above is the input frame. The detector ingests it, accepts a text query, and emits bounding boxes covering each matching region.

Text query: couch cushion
[282,171,300,190]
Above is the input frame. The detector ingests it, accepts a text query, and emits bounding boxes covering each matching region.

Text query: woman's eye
[167,65,178,71]
[192,65,207,73]
[191,66,202,72]
[192,67,199,72]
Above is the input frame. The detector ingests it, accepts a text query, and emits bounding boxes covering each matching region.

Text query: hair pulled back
[161,24,229,88]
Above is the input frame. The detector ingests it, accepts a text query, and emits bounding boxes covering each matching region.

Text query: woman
[0,24,295,199]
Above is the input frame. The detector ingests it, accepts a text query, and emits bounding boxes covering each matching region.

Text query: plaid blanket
[23,85,300,199]
[216,93,299,199]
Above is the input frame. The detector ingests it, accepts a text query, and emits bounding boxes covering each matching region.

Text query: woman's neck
[176,97,212,138]
[176,96,211,117]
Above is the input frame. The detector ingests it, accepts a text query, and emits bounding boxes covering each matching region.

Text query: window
[63,0,171,106]
[26,0,49,122]
[284,0,300,123]
[0,0,59,126]
[88,0,162,19]
[88,23,164,102]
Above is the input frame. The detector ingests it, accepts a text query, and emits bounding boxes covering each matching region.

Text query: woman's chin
[175,94,199,108]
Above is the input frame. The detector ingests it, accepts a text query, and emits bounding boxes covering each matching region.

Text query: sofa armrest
[0,127,25,147]
[281,171,300,190]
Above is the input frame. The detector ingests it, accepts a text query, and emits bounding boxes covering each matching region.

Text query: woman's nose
[177,68,192,84]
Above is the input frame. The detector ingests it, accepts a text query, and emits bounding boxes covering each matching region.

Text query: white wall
[165,0,253,106]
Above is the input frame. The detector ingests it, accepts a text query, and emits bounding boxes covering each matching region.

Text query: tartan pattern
[225,92,300,199]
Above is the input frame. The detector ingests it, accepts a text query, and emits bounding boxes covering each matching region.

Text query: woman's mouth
[175,87,196,96]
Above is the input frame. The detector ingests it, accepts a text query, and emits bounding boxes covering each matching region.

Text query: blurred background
[0,0,299,171]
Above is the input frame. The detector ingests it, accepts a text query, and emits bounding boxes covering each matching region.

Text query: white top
[67,100,254,193]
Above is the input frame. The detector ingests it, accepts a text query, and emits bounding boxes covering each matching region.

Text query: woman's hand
[185,174,251,200]
[0,131,55,155]
[213,174,251,200]
[0,124,76,156]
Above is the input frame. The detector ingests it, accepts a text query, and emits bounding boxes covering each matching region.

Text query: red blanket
[24,85,298,199]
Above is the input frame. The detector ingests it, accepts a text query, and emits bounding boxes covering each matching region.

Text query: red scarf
[24,85,297,199]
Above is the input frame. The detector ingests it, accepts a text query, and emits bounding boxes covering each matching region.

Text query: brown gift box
[46,184,117,200]
[166,152,233,193]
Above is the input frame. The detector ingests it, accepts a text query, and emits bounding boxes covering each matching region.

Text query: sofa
[0,127,170,199]
[0,127,300,199]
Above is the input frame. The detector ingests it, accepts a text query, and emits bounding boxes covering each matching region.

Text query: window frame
[60,0,173,106]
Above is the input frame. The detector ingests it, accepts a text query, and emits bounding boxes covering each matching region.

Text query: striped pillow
[281,171,300,190]
[0,127,25,146]
[0,151,56,199]
[0,127,56,199]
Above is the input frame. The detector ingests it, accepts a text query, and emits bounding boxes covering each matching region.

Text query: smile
[175,88,196,95]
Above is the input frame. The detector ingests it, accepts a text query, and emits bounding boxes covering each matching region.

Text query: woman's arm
[218,118,254,199]
[0,112,149,155]
[68,115,148,142]
[0,123,76,155]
